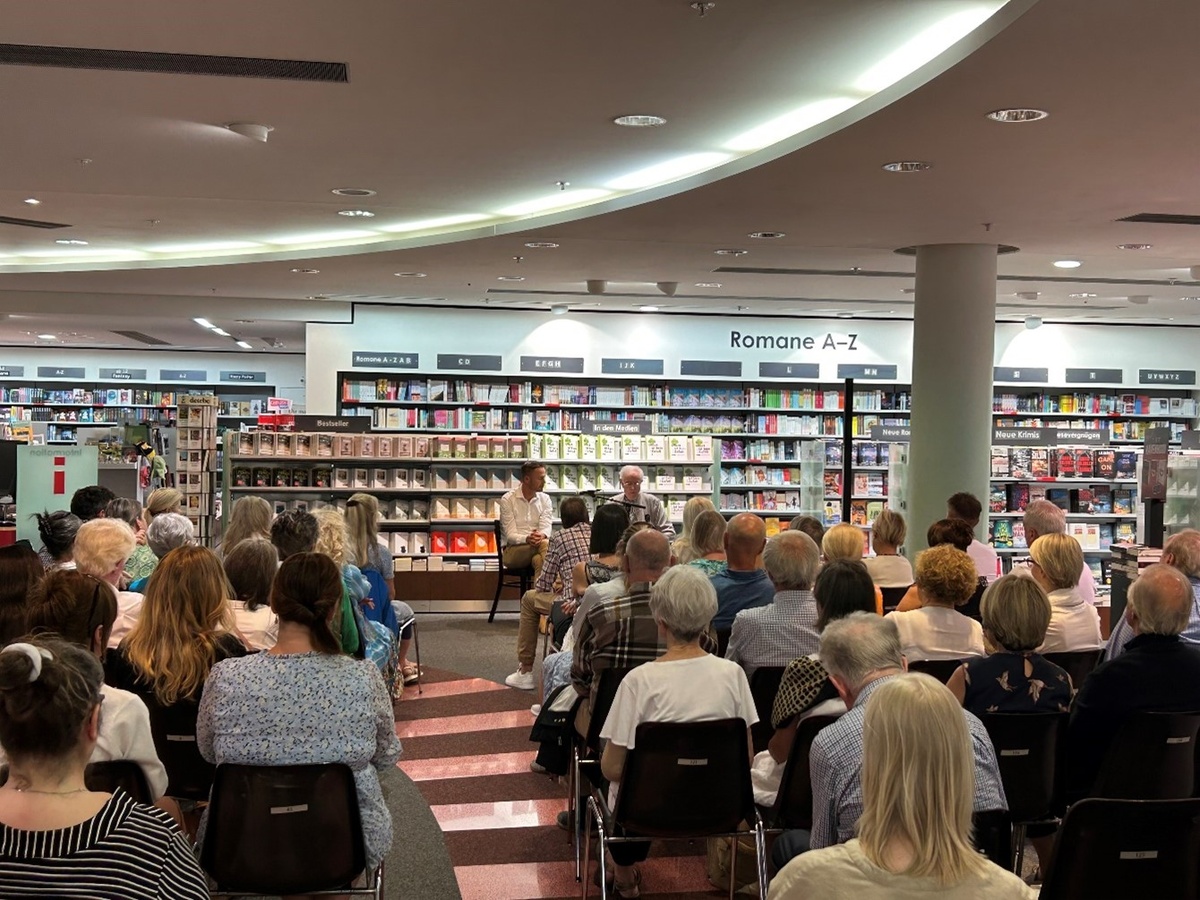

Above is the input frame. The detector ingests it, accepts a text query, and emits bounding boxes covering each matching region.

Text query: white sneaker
[505,669,535,690]
[531,703,543,716]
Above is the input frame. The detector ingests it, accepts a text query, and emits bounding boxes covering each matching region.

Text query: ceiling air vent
[0,215,70,229]
[0,43,348,82]
[111,330,170,346]
[1118,213,1200,225]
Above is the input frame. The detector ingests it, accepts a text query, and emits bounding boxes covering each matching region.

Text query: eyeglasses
[621,479,643,487]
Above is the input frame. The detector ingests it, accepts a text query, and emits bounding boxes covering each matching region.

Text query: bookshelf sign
[1054,427,1110,445]
[993,367,1048,383]
[160,369,207,381]
[291,415,371,433]
[680,360,742,377]
[520,356,584,373]
[37,366,86,379]
[0,366,26,377]
[837,364,898,380]
[993,427,1110,446]
[1142,427,1172,501]
[869,424,911,442]
[1140,369,1196,385]
[601,358,664,375]
[352,352,419,369]
[99,368,147,380]
[1065,367,1123,384]
[581,420,654,435]
[220,371,267,383]
[436,354,502,371]
[758,362,820,379]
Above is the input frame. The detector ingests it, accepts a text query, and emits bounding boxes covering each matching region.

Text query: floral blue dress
[197,651,403,869]
[961,651,1072,717]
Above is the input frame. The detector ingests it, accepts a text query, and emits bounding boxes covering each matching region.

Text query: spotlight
[656,281,679,297]
[550,304,569,316]
[1024,315,1042,330]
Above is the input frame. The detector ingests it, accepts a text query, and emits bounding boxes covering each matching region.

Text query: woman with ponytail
[197,552,402,873]
[0,636,207,897]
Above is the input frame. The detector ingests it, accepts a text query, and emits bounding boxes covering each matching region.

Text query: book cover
[430,532,449,555]
[253,467,273,488]
[232,466,252,487]
[644,435,667,462]
[1055,449,1075,478]
[993,518,1014,547]
[451,532,472,554]
[990,448,1011,478]
[293,468,311,488]
[1113,489,1134,515]
[1010,448,1032,479]
[1092,485,1113,513]
[1069,488,1095,514]
[1095,449,1116,479]
[581,434,598,461]
[850,500,868,526]
[1030,448,1050,478]
[1045,488,1070,510]
[989,485,1007,513]
[1114,451,1137,478]
[561,434,581,461]
[313,467,332,489]
[1006,483,1030,512]
[1074,449,1094,479]
[353,468,370,489]
[273,468,292,488]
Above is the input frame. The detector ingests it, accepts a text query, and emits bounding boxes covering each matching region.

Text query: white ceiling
[1,0,1200,351]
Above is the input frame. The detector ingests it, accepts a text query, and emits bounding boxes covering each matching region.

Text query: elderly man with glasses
[607,465,675,539]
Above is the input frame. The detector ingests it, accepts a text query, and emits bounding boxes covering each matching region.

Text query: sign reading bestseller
[291,415,371,433]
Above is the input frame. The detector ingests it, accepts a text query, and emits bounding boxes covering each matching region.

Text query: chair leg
[412,619,422,696]
[375,859,385,900]
[728,831,737,900]
[573,752,583,880]
[1013,823,1027,874]
[488,571,503,623]
[754,816,769,898]
[582,797,594,900]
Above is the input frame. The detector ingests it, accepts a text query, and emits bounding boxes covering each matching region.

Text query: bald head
[1023,499,1066,544]
[1128,563,1194,637]
[725,513,767,570]
[623,528,671,582]
[1163,529,1200,579]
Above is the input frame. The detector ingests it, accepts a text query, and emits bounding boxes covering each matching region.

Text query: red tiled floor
[396,708,534,739]
[455,856,717,900]
[399,749,539,782]
[433,798,565,832]
[401,677,510,700]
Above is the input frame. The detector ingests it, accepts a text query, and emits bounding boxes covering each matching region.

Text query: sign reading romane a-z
[729,330,860,351]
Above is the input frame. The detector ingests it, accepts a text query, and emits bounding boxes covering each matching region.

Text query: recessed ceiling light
[1069,292,1098,299]
[290,268,320,274]
[54,239,88,246]
[524,241,560,249]
[337,209,375,218]
[714,248,748,256]
[211,327,231,336]
[331,188,376,197]
[1053,259,1082,269]
[37,333,56,340]
[193,318,215,329]
[1117,243,1152,250]
[305,296,328,301]
[235,341,252,349]
[695,282,722,288]
[497,275,525,281]
[836,312,854,319]
[394,272,427,277]
[1015,291,1040,299]
[901,288,916,294]
[613,114,667,128]
[881,161,931,173]
[23,198,40,205]
[986,108,1049,123]
[749,231,785,239]
[639,305,660,312]
[550,304,569,315]
[1024,315,1043,330]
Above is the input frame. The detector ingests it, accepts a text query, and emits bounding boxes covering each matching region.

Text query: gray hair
[1164,529,1200,579]
[147,512,196,559]
[1023,499,1066,538]
[618,465,644,483]
[819,612,902,691]
[763,530,820,591]
[649,565,717,642]
[1129,563,1194,637]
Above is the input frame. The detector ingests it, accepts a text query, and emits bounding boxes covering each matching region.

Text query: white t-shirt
[886,606,985,661]
[108,590,144,649]
[968,539,1001,582]
[600,655,758,807]
[1038,587,1104,653]
[231,600,279,651]
[863,555,914,589]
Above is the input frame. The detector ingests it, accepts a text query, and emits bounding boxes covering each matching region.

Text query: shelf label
[680,360,742,377]
[99,368,147,380]
[993,427,1049,445]
[220,371,267,383]
[37,366,86,379]
[758,362,820,379]
[601,358,664,375]
[992,426,1110,446]
[581,420,653,435]
[291,415,371,433]
[437,354,502,371]
[837,364,898,380]
[160,369,207,381]
[993,366,1048,383]
[352,351,419,369]
[869,424,911,442]
[0,366,25,377]
[1139,368,1196,385]
[520,356,584,373]
[1065,367,1123,384]
[1054,427,1110,445]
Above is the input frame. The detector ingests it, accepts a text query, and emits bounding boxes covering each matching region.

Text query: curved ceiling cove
[0,0,1020,272]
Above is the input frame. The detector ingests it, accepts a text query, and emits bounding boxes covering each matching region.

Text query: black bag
[529,684,583,776]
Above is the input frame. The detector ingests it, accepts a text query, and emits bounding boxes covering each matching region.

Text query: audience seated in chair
[36,509,81,572]
[892,519,981,616]
[74,517,146,650]
[862,508,914,590]
[683,509,728,575]
[126,512,195,595]
[768,673,1035,899]
[217,495,273,560]
[0,636,207,897]
[886,544,985,661]
[0,544,43,644]
[947,491,1001,584]
[709,513,774,630]
[1105,528,1200,660]
[670,496,716,565]
[222,536,281,651]
[1028,534,1103,653]
[106,497,157,584]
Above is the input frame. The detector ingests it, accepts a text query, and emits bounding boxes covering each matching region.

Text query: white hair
[649,565,717,641]
[147,512,196,559]
[619,465,644,482]
[819,612,902,691]
[763,530,820,590]
[1023,499,1066,538]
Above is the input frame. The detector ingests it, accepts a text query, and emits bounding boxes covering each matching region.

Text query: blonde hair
[122,545,237,705]
[72,518,136,578]
[914,544,977,607]
[673,496,717,564]
[1029,533,1083,590]
[872,508,907,548]
[687,510,727,559]
[312,507,350,567]
[980,574,1051,652]
[223,496,273,556]
[345,492,381,569]
[680,496,715,536]
[822,523,864,561]
[858,673,988,885]
[143,487,183,521]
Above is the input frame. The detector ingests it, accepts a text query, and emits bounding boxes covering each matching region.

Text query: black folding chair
[201,763,384,898]
[715,627,733,658]
[1040,798,1200,900]
[1091,710,1200,800]
[148,702,214,802]
[748,666,786,755]
[879,585,911,614]
[905,658,966,684]
[972,809,1013,868]
[489,520,535,623]
[85,760,154,805]
[395,609,422,695]
[583,719,767,900]
[765,714,840,831]
[981,711,1068,872]
[1042,649,1103,692]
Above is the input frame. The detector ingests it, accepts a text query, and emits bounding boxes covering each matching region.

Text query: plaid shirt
[810,674,1007,849]
[724,590,821,678]
[534,522,592,601]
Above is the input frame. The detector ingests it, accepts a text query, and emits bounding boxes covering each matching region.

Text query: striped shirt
[0,788,208,898]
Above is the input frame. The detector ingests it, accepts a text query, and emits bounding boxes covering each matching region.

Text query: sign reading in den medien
[581,420,654,435]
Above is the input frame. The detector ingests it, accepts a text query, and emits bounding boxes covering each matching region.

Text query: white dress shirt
[498,488,553,546]
[1038,587,1104,653]
[886,606,985,661]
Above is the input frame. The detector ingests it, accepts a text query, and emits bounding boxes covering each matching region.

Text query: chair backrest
[1042,649,1103,691]
[1091,711,1200,799]
[879,585,911,614]
[1039,798,1200,900]
[957,577,987,622]
[85,760,153,805]
[200,763,366,894]
[770,714,840,829]
[971,808,1013,867]
[748,666,786,754]
[147,701,215,801]
[981,711,1068,823]
[904,658,965,684]
[586,665,636,750]
[615,718,753,837]
[715,628,732,658]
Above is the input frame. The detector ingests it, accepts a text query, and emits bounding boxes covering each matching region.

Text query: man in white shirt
[947,491,1000,582]
[498,460,554,580]
[1020,499,1098,605]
